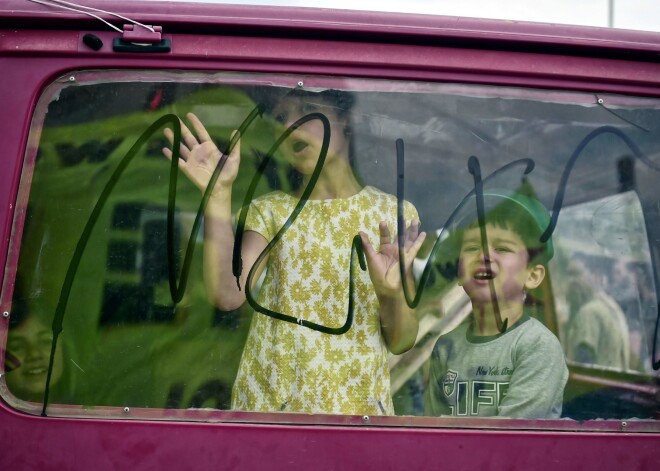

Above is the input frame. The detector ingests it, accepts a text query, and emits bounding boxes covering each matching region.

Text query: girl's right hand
[162,112,240,196]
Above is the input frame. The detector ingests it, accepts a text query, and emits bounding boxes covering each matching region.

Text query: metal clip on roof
[114,24,170,53]
[122,24,162,43]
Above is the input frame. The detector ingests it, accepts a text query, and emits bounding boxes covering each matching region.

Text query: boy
[425,191,568,419]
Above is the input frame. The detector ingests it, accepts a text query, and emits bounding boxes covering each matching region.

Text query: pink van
[1,1,658,469]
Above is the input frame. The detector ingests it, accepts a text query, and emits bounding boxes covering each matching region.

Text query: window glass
[1,70,659,424]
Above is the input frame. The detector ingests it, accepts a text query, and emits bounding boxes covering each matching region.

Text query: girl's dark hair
[267,88,355,120]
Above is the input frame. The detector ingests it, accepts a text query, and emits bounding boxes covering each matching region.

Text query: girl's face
[458,223,545,307]
[272,96,351,175]
[5,316,63,401]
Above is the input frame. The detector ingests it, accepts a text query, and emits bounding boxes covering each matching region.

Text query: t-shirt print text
[475,366,514,376]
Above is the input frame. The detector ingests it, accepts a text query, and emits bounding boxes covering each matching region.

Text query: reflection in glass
[5,299,64,403]
[1,71,658,423]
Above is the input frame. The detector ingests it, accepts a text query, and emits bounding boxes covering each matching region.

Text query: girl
[163,89,425,415]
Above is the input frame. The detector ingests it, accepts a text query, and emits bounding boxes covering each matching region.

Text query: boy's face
[458,223,545,306]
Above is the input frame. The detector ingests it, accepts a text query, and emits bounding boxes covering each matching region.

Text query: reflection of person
[611,259,638,306]
[4,299,63,403]
[163,89,425,415]
[628,261,657,371]
[564,263,631,369]
[425,192,568,418]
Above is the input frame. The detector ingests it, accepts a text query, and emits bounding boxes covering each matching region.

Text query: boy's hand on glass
[162,112,241,197]
[360,220,426,299]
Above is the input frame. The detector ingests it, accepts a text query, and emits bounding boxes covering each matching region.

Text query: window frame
[0,2,659,468]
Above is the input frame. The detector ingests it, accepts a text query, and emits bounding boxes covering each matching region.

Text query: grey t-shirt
[425,315,568,418]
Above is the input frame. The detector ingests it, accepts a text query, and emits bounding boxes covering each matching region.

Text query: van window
[2,69,659,424]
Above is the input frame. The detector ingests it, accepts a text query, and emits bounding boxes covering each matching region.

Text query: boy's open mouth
[473,269,494,280]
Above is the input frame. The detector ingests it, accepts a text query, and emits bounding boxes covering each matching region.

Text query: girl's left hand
[360,220,426,299]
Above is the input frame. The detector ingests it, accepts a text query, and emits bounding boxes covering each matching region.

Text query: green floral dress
[231,185,418,415]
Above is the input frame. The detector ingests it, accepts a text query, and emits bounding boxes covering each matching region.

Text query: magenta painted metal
[0,407,656,470]
[0,2,659,469]
[4,0,660,55]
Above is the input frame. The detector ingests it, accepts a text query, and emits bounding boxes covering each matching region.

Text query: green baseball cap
[450,189,554,263]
